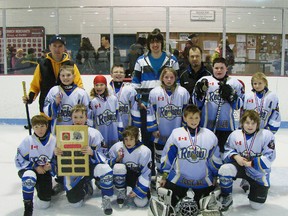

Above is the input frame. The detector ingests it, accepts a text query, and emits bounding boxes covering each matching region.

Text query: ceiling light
[27,6,32,12]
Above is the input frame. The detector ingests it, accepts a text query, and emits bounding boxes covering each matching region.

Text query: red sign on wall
[0,26,45,64]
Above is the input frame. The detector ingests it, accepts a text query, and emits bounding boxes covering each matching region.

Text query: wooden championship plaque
[56,125,89,176]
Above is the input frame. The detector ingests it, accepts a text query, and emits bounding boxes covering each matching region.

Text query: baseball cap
[49,35,66,45]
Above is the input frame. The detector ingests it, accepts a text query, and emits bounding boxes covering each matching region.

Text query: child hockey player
[218,110,276,211]
[89,75,123,148]
[108,64,137,129]
[192,57,244,153]
[108,126,152,208]
[43,64,90,133]
[15,115,57,216]
[243,72,281,134]
[54,104,115,215]
[241,72,280,193]
[160,105,222,207]
[146,67,190,172]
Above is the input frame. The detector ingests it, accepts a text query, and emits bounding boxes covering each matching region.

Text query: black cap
[49,35,66,45]
[188,33,198,39]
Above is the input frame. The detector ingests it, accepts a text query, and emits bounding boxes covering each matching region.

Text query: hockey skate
[84,181,93,196]
[240,179,250,193]
[116,188,127,208]
[51,183,64,196]
[219,194,233,212]
[23,200,33,216]
[102,195,113,215]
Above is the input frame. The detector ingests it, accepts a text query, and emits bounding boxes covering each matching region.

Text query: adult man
[179,45,212,95]
[192,57,244,153]
[96,35,121,74]
[23,35,83,116]
[131,28,179,176]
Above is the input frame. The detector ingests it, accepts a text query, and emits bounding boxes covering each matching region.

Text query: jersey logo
[30,154,51,166]
[179,145,207,163]
[126,161,140,174]
[96,109,117,126]
[159,104,182,120]
[158,96,164,101]
[58,104,73,122]
[208,90,222,105]
[119,101,130,114]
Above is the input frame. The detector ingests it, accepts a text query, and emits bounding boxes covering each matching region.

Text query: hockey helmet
[175,196,199,216]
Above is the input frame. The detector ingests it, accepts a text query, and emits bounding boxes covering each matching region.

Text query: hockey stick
[213,99,223,133]
[22,81,32,135]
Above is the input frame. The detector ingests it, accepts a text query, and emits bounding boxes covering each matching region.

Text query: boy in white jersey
[43,64,90,133]
[108,64,137,129]
[54,104,114,215]
[15,115,57,216]
[160,105,222,208]
[218,110,276,212]
[146,67,190,172]
[108,126,152,208]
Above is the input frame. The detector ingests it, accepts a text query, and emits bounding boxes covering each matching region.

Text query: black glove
[219,82,237,103]
[195,79,209,100]
[27,92,35,104]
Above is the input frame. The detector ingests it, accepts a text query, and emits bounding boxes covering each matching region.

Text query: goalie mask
[175,196,199,216]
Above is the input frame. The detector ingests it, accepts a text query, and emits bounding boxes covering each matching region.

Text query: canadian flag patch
[31,145,38,150]
[158,96,164,101]
[178,137,187,141]
[247,99,254,103]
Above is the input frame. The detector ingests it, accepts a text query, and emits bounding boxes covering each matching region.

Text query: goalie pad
[148,187,176,216]
[199,189,222,216]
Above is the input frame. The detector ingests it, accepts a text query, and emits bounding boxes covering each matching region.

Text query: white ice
[1,125,288,216]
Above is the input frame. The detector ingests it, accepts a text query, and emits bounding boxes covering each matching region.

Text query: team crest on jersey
[58,104,73,122]
[96,109,117,126]
[101,174,113,186]
[254,108,268,120]
[208,90,222,105]
[31,154,51,166]
[126,161,140,174]
[119,101,130,114]
[179,145,207,163]
[159,104,182,120]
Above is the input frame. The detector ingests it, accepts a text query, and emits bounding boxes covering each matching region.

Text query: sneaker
[219,194,233,211]
[102,195,113,215]
[240,179,250,193]
[23,200,33,216]
[117,188,127,208]
[52,183,64,196]
[84,181,93,196]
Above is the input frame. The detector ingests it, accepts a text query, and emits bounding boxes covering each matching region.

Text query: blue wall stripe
[1,118,288,128]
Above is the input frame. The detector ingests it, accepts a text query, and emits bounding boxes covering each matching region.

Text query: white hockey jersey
[223,129,276,187]
[89,94,123,148]
[193,76,244,131]
[15,133,56,171]
[161,127,222,189]
[243,88,281,133]
[108,141,152,198]
[108,81,137,129]
[44,84,90,132]
[147,85,190,145]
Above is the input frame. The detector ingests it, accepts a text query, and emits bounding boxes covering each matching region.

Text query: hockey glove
[195,78,209,100]
[27,92,35,104]
[219,82,237,103]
